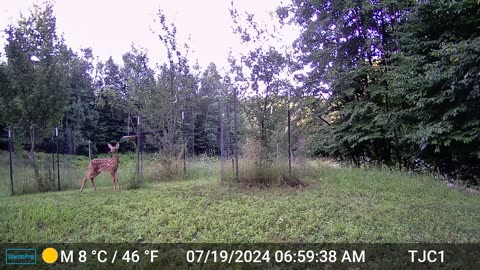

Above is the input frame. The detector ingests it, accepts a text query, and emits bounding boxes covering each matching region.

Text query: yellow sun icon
[42,247,58,264]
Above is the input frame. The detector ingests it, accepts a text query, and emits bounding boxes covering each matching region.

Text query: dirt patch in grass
[279,175,307,188]
[238,175,308,189]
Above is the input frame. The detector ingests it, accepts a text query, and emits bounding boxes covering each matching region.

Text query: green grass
[0,161,479,243]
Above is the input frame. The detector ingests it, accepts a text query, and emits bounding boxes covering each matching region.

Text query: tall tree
[3,3,69,153]
[230,3,291,163]
[279,0,414,166]
[194,63,222,155]
[140,10,197,159]
[93,57,129,150]
[280,0,480,183]
[392,0,480,182]
[60,47,99,154]
[3,3,70,187]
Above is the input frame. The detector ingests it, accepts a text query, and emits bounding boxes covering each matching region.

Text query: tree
[139,10,197,159]
[392,0,480,183]
[230,4,291,164]
[60,47,99,155]
[3,3,70,187]
[279,0,480,183]
[93,57,129,150]
[194,63,223,155]
[278,0,414,166]
[0,57,11,126]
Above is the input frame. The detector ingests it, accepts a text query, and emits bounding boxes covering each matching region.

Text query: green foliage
[281,0,480,182]
[192,63,223,155]
[92,57,129,148]
[2,3,70,145]
[60,48,99,154]
[229,5,294,165]
[392,0,480,182]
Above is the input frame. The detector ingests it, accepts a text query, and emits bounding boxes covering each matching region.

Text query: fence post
[55,127,60,191]
[8,128,14,196]
[220,98,225,184]
[182,111,186,177]
[51,137,55,177]
[233,86,239,182]
[136,116,142,183]
[288,88,292,175]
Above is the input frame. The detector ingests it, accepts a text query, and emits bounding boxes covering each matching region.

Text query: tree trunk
[225,103,232,158]
[233,87,239,182]
[220,96,225,183]
[29,124,35,157]
[29,125,42,189]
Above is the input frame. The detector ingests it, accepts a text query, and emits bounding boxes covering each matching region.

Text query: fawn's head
[108,143,120,154]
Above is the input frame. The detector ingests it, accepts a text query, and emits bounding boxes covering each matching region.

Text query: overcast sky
[1,0,295,71]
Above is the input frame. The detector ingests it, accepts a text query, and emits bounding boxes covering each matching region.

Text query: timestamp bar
[185,249,366,264]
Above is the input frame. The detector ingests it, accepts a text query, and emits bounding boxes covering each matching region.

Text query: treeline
[0,4,241,160]
[278,0,480,184]
[0,0,479,184]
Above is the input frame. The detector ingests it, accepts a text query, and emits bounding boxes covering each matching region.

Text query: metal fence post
[8,128,14,196]
[136,116,142,183]
[288,88,292,175]
[182,111,186,177]
[55,127,60,191]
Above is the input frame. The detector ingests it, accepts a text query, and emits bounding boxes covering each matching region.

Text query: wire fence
[1,106,304,197]
[0,124,142,197]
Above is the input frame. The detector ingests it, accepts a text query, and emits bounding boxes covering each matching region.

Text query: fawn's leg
[90,177,97,191]
[115,172,120,191]
[110,172,117,191]
[80,176,88,191]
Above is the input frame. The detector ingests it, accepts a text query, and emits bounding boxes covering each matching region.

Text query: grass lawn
[1,163,479,243]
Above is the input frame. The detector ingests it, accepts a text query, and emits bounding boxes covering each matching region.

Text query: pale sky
[0,0,296,71]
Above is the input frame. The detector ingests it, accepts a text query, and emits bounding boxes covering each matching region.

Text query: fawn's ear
[115,143,119,149]
[108,143,114,150]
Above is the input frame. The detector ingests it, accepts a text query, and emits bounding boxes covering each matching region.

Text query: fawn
[80,143,120,192]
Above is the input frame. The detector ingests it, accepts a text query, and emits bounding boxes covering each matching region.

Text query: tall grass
[140,151,310,187]
[141,154,221,183]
